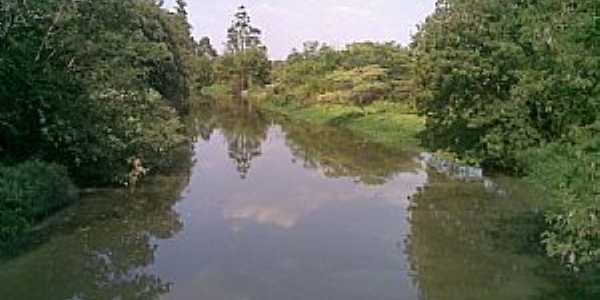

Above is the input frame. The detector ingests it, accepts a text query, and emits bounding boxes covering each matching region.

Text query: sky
[164,0,437,60]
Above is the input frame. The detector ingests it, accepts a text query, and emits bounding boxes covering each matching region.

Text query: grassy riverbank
[258,100,425,150]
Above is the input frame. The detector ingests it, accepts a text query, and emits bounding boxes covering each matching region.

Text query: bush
[272,42,413,109]
[522,124,600,270]
[412,0,599,171]
[0,161,78,242]
[0,0,199,187]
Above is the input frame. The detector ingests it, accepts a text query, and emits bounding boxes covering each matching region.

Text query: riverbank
[258,99,425,151]
[0,1,206,246]
[254,93,599,273]
[4,106,590,299]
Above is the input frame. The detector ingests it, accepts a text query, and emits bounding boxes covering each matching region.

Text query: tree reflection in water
[218,110,269,179]
[0,150,192,300]
[404,172,583,300]
[280,118,418,185]
[4,103,593,300]
[207,106,418,184]
[226,133,263,179]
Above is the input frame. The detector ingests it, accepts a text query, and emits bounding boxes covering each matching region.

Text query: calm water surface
[0,109,585,299]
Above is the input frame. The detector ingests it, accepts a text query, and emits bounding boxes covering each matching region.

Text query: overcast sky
[164,0,437,60]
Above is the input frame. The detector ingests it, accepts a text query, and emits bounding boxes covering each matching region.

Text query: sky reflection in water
[0,111,577,300]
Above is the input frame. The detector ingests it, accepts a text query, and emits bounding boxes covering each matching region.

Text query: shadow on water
[0,147,193,300]
[280,118,420,185]
[406,172,600,300]
[0,102,597,299]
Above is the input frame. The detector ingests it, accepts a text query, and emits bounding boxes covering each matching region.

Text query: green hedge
[0,161,78,242]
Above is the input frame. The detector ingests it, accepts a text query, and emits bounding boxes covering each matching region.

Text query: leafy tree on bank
[0,0,214,242]
[217,5,271,91]
[411,0,600,270]
[0,0,212,186]
[323,65,390,112]
[226,5,262,54]
[412,0,599,169]
[272,41,413,108]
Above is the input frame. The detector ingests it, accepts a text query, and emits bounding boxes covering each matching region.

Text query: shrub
[272,42,413,108]
[0,0,199,187]
[412,0,599,170]
[48,89,187,186]
[0,161,78,243]
[522,124,600,270]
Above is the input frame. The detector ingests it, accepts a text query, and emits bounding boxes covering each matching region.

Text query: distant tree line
[271,41,414,111]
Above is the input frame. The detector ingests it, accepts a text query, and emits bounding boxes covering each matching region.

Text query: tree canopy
[215,5,271,92]
[412,0,600,270]
[272,41,413,109]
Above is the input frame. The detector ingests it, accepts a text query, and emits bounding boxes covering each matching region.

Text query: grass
[201,84,233,99]
[259,99,425,150]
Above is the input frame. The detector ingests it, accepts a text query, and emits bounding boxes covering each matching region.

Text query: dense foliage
[0,0,208,185]
[0,0,211,240]
[0,161,77,242]
[412,0,599,168]
[272,42,414,110]
[2,0,598,276]
[523,130,600,270]
[412,0,599,269]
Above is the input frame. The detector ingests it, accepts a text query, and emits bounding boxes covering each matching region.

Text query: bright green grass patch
[202,84,232,99]
[344,112,424,149]
[259,100,425,150]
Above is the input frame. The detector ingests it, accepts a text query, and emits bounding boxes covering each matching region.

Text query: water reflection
[157,121,427,299]
[196,106,270,179]
[0,156,192,300]
[419,152,483,180]
[0,106,592,300]
[221,114,268,179]
[406,172,572,300]
[282,120,419,185]
[190,114,428,229]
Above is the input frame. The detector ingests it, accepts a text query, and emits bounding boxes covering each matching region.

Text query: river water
[0,108,588,299]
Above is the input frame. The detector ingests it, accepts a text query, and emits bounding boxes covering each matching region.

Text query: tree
[196,37,218,58]
[273,41,409,109]
[222,5,270,91]
[324,65,390,112]
[411,0,600,270]
[411,0,600,168]
[225,5,262,54]
[0,0,202,185]
[244,47,271,86]
[175,0,188,18]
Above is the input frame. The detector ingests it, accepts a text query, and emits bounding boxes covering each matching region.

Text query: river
[0,107,587,299]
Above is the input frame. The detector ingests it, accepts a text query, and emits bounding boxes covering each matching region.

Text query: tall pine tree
[223,5,270,91]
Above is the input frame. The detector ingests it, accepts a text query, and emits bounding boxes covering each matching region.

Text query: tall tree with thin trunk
[226,5,262,54]
[224,5,269,91]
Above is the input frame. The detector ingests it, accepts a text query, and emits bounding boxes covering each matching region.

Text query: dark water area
[0,107,592,299]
